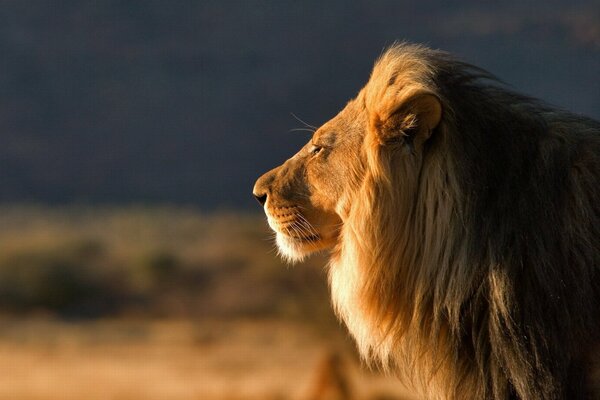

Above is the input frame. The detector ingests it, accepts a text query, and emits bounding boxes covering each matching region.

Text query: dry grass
[0,318,417,400]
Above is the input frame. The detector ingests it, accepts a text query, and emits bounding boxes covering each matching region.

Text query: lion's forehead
[315,99,367,142]
[312,129,337,146]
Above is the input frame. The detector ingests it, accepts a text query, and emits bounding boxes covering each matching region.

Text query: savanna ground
[0,206,416,400]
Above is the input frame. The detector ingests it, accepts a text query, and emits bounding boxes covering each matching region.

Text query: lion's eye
[310,144,323,156]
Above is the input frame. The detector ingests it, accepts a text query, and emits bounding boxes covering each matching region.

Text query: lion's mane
[329,44,600,399]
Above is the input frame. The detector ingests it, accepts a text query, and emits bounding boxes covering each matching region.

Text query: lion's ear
[371,89,442,147]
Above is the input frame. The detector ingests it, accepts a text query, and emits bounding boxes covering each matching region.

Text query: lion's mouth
[275,221,322,244]
[266,211,322,243]
[284,232,321,243]
[264,207,340,262]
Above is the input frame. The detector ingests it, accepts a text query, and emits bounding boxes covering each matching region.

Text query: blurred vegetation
[0,206,418,400]
[0,205,333,323]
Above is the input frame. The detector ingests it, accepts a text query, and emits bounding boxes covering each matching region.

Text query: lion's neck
[329,150,480,398]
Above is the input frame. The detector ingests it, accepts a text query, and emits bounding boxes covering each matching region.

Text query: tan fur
[254,43,600,399]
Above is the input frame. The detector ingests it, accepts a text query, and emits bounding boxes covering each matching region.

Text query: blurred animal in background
[305,351,352,400]
[254,43,600,399]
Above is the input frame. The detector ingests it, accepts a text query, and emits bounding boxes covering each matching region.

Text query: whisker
[290,223,312,242]
[288,128,316,134]
[293,219,319,242]
[296,213,320,236]
[290,112,317,130]
[289,222,308,240]
[295,216,319,238]
[283,222,299,238]
[294,220,316,240]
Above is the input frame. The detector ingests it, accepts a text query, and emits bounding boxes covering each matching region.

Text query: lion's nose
[253,192,267,206]
[253,170,274,207]
[253,166,280,207]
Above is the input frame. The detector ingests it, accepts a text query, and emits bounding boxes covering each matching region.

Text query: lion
[253,43,600,399]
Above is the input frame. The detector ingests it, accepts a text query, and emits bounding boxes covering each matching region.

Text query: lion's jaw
[263,203,341,263]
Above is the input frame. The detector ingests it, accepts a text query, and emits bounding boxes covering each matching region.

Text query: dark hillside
[0,1,598,207]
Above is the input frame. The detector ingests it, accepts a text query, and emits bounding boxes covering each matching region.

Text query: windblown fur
[254,43,600,399]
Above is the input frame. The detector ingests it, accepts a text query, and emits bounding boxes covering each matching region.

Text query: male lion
[253,43,600,399]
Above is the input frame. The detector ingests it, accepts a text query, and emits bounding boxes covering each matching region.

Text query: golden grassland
[0,318,417,400]
[0,205,417,400]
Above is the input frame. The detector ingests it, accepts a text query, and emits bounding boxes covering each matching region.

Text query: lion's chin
[275,232,332,263]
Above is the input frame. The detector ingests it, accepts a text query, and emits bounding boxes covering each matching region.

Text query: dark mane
[428,50,600,398]
[342,44,600,399]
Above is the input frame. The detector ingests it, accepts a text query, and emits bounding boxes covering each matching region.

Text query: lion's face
[253,98,368,261]
[254,48,442,263]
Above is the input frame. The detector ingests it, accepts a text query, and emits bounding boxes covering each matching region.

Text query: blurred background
[0,1,598,399]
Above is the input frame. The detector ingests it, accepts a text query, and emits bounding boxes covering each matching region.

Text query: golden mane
[331,44,600,399]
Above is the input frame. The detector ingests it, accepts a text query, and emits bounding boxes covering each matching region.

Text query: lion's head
[251,96,362,262]
[254,43,600,399]
[253,44,441,263]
